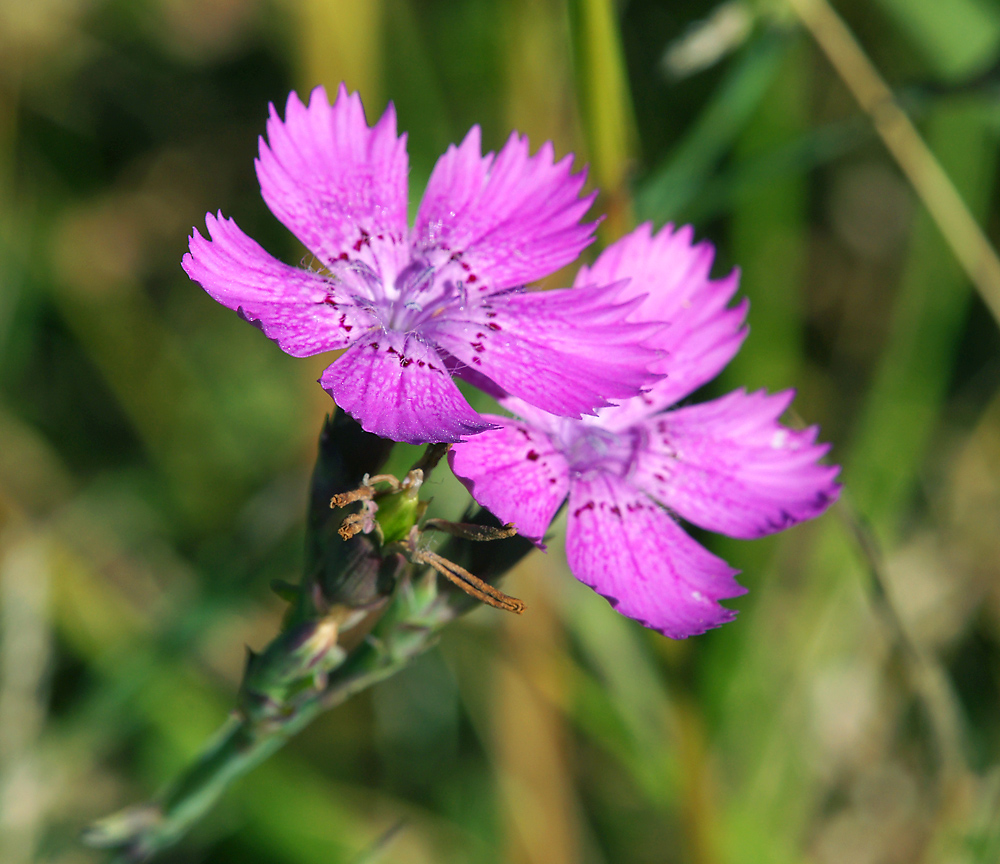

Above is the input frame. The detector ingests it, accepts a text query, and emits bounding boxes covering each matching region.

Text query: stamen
[338,513,368,540]
[366,473,403,490]
[413,548,525,614]
[423,519,518,541]
[330,487,374,509]
[330,467,521,613]
[330,473,404,509]
[394,261,436,295]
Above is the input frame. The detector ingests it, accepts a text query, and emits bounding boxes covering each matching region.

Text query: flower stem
[83,412,535,861]
[84,571,445,861]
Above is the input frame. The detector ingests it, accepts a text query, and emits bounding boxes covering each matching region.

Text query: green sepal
[374,484,427,546]
[238,619,346,722]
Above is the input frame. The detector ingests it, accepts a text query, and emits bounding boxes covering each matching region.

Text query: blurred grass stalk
[787,0,1000,329]
[567,0,638,240]
[492,565,581,864]
[636,29,790,226]
[0,529,53,864]
[294,0,384,107]
[722,36,809,397]
[0,29,51,864]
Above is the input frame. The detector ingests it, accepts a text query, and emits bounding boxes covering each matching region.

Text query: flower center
[332,257,464,333]
[556,420,642,478]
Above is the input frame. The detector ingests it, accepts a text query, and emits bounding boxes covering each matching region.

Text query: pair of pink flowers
[184,85,840,638]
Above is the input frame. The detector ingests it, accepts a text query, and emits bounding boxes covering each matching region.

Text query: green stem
[84,571,461,862]
[136,717,286,858]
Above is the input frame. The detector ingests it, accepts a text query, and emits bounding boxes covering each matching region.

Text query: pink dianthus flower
[183,85,663,444]
[450,224,841,638]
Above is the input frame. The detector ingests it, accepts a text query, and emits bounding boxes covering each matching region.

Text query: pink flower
[183,85,663,444]
[449,224,840,638]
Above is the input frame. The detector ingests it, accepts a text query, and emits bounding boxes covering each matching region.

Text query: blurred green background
[3,0,1000,861]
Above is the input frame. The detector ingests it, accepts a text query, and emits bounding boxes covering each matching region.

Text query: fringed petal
[574,223,748,427]
[412,127,596,294]
[256,85,409,278]
[183,212,373,356]
[566,472,746,638]
[634,389,841,538]
[319,331,495,444]
[428,283,664,417]
[449,418,569,545]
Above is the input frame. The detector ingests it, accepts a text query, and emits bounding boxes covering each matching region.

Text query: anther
[330,487,374,509]
[338,513,367,540]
